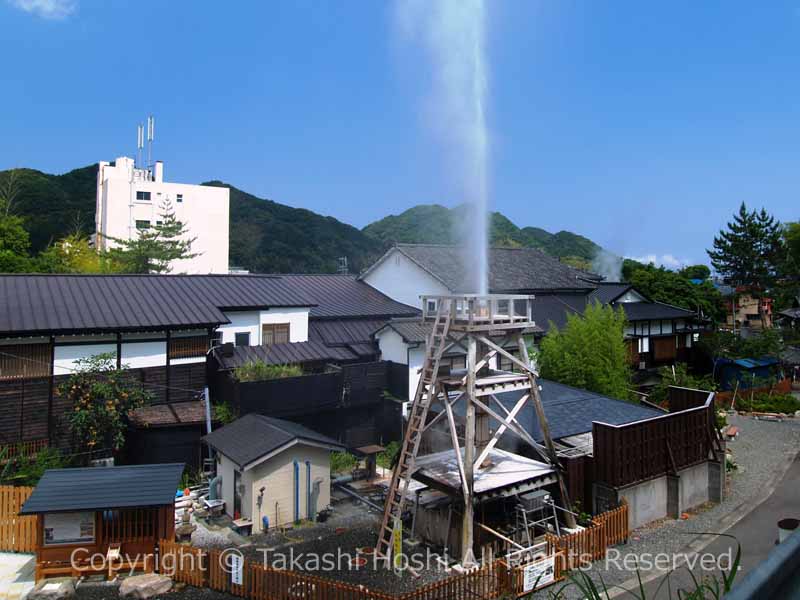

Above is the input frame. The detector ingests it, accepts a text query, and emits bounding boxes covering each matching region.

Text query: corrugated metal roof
[0,274,315,336]
[20,463,185,514]
[203,414,344,468]
[383,244,596,292]
[374,318,432,344]
[214,340,358,370]
[269,275,419,319]
[308,319,388,346]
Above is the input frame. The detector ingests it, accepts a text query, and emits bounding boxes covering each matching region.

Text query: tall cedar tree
[538,303,632,401]
[109,199,198,273]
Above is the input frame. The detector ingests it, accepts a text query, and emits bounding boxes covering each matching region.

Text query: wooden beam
[422,392,464,433]
[477,335,535,375]
[475,521,525,550]
[444,397,470,506]
[471,396,549,461]
[474,392,530,468]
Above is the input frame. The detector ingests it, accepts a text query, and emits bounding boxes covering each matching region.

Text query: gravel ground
[75,580,235,600]
[530,413,800,598]
[192,498,451,595]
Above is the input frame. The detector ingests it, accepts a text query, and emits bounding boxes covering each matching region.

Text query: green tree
[0,212,33,272]
[625,262,725,322]
[37,234,120,274]
[58,353,151,453]
[538,303,632,400]
[708,203,782,286]
[109,199,198,273]
[678,264,711,281]
[783,221,800,279]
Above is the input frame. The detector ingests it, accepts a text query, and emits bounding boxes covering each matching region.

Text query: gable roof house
[203,413,344,527]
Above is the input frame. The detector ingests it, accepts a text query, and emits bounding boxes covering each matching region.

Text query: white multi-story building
[95,156,230,274]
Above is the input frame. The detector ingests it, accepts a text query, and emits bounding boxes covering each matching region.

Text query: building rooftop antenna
[136,123,144,169]
[146,115,155,170]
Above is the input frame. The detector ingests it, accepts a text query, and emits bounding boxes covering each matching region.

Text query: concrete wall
[96,157,230,274]
[617,462,711,530]
[217,453,237,520]
[361,248,451,309]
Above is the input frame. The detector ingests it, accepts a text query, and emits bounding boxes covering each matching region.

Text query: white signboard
[43,512,95,545]
[523,555,555,592]
[230,553,243,585]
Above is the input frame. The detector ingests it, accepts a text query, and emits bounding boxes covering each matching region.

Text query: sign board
[43,512,95,545]
[230,552,243,585]
[523,555,555,592]
[392,518,403,572]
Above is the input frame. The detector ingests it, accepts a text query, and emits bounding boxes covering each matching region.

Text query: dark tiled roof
[532,294,588,333]
[0,274,315,336]
[476,380,663,449]
[382,244,596,292]
[309,319,388,346]
[214,341,358,370]
[778,307,800,320]
[130,401,211,427]
[374,318,432,344]
[780,346,800,365]
[20,463,184,514]
[616,301,695,321]
[588,283,634,304]
[271,275,419,319]
[203,413,344,468]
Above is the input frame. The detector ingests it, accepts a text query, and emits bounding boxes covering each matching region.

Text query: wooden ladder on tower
[375,299,453,561]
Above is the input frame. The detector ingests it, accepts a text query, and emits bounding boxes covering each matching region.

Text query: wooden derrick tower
[375,295,575,566]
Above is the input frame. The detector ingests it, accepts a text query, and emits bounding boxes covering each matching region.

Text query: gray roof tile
[203,413,344,467]
[20,463,184,514]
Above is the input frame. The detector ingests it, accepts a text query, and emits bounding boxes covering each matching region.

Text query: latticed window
[262,323,290,346]
[0,344,51,380]
[168,335,209,360]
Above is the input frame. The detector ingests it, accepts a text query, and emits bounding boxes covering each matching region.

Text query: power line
[0,350,204,396]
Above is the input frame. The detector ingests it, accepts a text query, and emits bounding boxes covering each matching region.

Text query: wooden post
[462,335,476,566]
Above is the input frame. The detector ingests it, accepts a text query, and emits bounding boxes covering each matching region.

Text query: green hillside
[363,204,603,263]
[203,181,384,274]
[1,166,606,274]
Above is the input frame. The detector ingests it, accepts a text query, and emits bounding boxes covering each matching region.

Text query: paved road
[638,454,800,597]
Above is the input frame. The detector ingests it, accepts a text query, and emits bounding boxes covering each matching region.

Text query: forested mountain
[1,165,606,273]
[363,204,602,264]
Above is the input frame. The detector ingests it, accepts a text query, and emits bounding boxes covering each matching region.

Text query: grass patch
[234,362,303,382]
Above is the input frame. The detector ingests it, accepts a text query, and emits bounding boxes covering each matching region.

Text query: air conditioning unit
[90,457,114,468]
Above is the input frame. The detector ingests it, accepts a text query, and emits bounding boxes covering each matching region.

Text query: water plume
[395,0,490,294]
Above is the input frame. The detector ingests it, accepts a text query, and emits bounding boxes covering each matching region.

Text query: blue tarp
[714,357,780,391]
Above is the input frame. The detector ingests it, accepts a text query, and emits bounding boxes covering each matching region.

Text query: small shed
[20,463,183,581]
[203,414,345,529]
[714,357,781,391]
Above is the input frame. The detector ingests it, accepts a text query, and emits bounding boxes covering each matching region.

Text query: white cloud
[8,0,75,19]
[627,253,692,270]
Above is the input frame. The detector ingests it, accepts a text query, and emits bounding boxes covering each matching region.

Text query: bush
[736,392,800,414]
[233,362,303,382]
[214,401,238,425]
[330,451,358,475]
[648,363,717,408]
[0,447,70,486]
[377,441,400,470]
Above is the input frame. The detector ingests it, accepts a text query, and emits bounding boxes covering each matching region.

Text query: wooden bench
[725,425,739,440]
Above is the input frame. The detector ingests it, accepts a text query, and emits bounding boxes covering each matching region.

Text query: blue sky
[2,1,800,267]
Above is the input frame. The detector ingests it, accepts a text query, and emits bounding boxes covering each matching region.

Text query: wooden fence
[0,485,36,553]
[545,502,629,572]
[160,539,518,600]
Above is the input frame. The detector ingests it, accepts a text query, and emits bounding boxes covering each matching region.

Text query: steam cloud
[591,250,623,282]
[396,0,490,294]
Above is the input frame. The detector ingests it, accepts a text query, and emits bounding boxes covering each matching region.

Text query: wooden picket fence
[160,539,514,600]
[157,503,628,599]
[545,501,629,572]
[0,485,36,553]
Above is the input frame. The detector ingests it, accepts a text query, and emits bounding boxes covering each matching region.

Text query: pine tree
[109,199,199,273]
[707,202,781,287]
[707,202,782,327]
